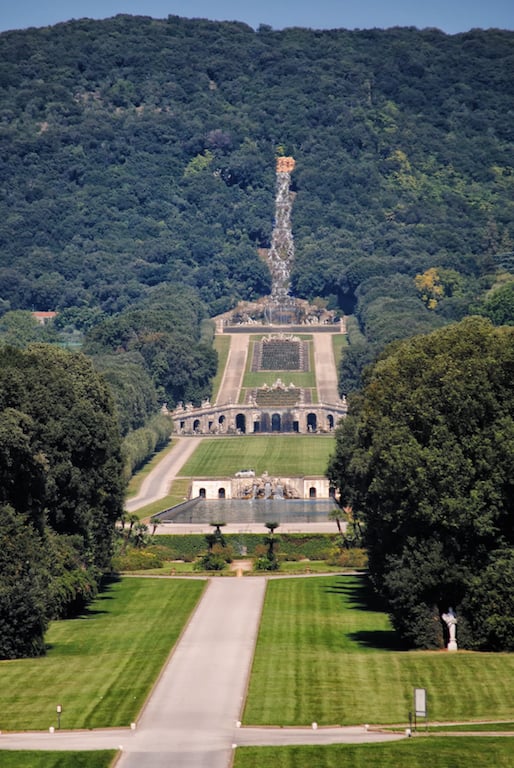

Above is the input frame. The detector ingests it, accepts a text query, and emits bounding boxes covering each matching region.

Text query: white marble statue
[442,607,458,651]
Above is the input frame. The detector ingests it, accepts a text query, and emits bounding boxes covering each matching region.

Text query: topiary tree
[194,521,231,571]
[255,522,280,571]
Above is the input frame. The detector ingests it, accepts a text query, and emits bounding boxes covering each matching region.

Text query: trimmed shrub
[112,549,163,571]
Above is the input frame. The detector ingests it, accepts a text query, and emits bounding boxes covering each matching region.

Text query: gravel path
[312,333,340,403]
[215,333,249,406]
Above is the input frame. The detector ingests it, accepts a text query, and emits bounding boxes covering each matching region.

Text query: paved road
[0,577,404,762]
[215,334,249,405]
[118,577,267,767]
[126,437,201,513]
[312,333,340,403]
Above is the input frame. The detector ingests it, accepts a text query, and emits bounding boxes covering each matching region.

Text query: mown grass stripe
[233,737,514,768]
[0,577,205,731]
[243,575,514,726]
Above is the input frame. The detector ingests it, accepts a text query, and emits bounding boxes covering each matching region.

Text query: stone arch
[193,418,201,432]
[199,488,206,498]
[218,487,226,499]
[236,413,246,433]
[309,486,317,499]
[271,413,281,432]
[307,412,317,432]
[327,414,334,429]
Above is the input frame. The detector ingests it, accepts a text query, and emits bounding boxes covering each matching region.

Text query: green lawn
[233,737,514,768]
[332,333,348,371]
[0,577,205,731]
[0,753,116,768]
[211,334,231,403]
[243,575,514,726]
[241,370,317,389]
[178,435,335,477]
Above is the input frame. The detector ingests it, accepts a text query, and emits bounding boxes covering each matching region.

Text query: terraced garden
[241,336,317,402]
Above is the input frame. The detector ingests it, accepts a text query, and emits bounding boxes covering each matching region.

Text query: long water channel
[157,498,338,525]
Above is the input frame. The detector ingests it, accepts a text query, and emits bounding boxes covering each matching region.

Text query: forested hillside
[0,16,513,404]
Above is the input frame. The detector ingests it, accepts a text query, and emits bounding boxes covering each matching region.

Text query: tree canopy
[0,18,512,333]
[0,344,125,657]
[328,317,514,650]
[0,17,513,406]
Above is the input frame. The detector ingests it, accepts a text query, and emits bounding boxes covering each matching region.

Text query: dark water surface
[157,498,338,525]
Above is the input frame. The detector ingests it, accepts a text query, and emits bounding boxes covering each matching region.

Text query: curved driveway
[125,437,201,513]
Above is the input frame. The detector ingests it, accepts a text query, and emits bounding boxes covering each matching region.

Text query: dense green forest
[1,16,513,409]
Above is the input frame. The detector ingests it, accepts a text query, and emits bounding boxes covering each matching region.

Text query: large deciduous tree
[328,317,514,649]
[0,344,125,657]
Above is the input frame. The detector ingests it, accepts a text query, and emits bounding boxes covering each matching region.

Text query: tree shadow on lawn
[59,575,121,621]
[324,576,408,651]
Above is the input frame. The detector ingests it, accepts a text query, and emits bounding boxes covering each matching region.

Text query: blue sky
[1,0,513,34]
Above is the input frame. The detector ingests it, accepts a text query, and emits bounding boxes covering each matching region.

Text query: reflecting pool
[156,498,339,525]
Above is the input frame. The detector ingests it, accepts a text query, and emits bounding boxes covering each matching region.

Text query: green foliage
[194,552,228,571]
[121,414,172,479]
[0,18,512,352]
[94,352,158,435]
[255,556,280,571]
[0,506,49,658]
[142,533,341,564]
[0,344,125,657]
[84,286,217,408]
[479,281,514,326]
[460,549,514,651]
[328,317,514,649]
[326,547,368,569]
[0,310,59,347]
[112,548,163,571]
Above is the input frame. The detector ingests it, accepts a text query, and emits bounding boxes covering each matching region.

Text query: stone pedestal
[447,640,458,651]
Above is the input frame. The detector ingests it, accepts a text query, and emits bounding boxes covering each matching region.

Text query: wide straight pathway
[118,576,267,767]
[1,577,404,763]
[312,333,340,403]
[215,333,249,405]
